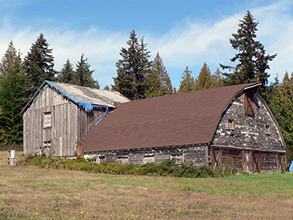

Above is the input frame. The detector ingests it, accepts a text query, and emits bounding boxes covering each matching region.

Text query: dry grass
[0,151,23,166]
[1,151,293,219]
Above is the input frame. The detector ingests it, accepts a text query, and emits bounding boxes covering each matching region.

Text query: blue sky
[0,0,292,89]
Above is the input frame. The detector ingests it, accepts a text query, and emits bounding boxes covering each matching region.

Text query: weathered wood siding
[23,86,106,156]
[85,145,208,166]
[210,90,286,173]
[212,91,284,152]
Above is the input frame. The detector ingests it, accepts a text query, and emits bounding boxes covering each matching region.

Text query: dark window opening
[244,90,256,118]
[228,119,235,130]
[266,125,271,135]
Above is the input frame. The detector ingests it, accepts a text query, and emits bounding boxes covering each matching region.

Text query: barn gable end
[22,81,130,157]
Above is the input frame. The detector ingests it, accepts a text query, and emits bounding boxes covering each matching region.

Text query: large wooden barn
[21,80,130,157]
[82,82,287,173]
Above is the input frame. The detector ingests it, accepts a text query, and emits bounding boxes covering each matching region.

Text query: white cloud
[0,0,292,88]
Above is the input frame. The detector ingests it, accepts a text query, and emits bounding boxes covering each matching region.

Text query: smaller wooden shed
[21,80,130,157]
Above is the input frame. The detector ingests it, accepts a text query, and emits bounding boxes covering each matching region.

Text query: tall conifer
[75,54,99,88]
[145,52,173,98]
[220,11,276,91]
[0,42,27,145]
[113,30,152,100]
[178,66,196,93]
[58,59,75,84]
[24,33,56,94]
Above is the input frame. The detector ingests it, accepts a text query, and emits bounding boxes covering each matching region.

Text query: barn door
[277,154,285,173]
[252,152,261,173]
[242,151,252,172]
[210,148,222,169]
[43,111,52,155]
[243,151,261,173]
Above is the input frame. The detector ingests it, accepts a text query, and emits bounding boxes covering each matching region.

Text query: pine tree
[213,68,224,87]
[103,85,110,90]
[145,52,173,98]
[220,11,276,90]
[58,59,75,84]
[113,30,152,100]
[0,41,22,77]
[75,54,99,88]
[269,72,293,162]
[178,66,196,93]
[0,42,28,145]
[195,63,217,90]
[24,33,56,94]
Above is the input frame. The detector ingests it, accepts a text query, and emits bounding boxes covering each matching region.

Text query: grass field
[1,152,293,219]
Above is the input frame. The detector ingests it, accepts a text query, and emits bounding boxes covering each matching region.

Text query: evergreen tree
[0,42,28,145]
[213,68,224,87]
[220,11,276,90]
[24,33,56,94]
[145,52,173,98]
[58,59,75,84]
[269,72,293,162]
[178,66,196,93]
[113,30,152,100]
[75,54,99,88]
[0,41,22,77]
[195,63,217,90]
[103,85,110,90]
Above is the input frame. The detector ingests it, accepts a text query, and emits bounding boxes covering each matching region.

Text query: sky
[0,0,292,89]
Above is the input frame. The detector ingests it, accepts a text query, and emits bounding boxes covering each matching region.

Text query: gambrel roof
[82,82,287,153]
[21,80,130,114]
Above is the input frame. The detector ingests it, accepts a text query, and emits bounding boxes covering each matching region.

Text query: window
[98,156,105,164]
[170,154,184,164]
[228,119,235,130]
[44,112,52,128]
[143,155,155,164]
[117,156,129,164]
[244,90,255,118]
[265,125,271,135]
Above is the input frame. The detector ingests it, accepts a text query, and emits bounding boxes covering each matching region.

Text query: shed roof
[21,80,130,114]
[82,82,263,152]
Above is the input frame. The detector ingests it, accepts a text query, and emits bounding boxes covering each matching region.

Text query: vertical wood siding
[23,86,106,156]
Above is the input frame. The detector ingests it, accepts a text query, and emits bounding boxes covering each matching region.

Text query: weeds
[19,153,217,178]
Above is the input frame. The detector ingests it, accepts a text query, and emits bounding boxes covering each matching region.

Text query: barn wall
[209,147,285,173]
[212,91,285,152]
[84,145,208,166]
[23,86,106,156]
[210,90,286,173]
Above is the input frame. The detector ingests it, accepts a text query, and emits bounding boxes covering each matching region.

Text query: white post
[10,150,15,166]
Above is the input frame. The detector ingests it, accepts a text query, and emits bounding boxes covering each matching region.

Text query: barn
[82,82,287,173]
[21,80,130,157]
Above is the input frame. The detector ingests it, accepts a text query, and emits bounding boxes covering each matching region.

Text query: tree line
[0,11,292,163]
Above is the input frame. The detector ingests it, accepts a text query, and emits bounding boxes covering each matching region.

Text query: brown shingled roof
[82,82,261,152]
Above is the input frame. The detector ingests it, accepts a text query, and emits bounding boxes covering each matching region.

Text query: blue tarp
[289,161,293,172]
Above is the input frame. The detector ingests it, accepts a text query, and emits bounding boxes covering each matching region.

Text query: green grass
[1,152,293,219]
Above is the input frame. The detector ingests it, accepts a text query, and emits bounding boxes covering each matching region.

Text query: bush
[19,155,219,178]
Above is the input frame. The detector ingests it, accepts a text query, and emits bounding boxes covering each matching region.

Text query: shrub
[19,154,219,178]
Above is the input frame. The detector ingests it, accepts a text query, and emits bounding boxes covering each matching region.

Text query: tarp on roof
[21,80,130,114]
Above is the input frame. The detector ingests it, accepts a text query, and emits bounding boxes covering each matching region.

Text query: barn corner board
[82,82,287,173]
[21,80,130,157]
